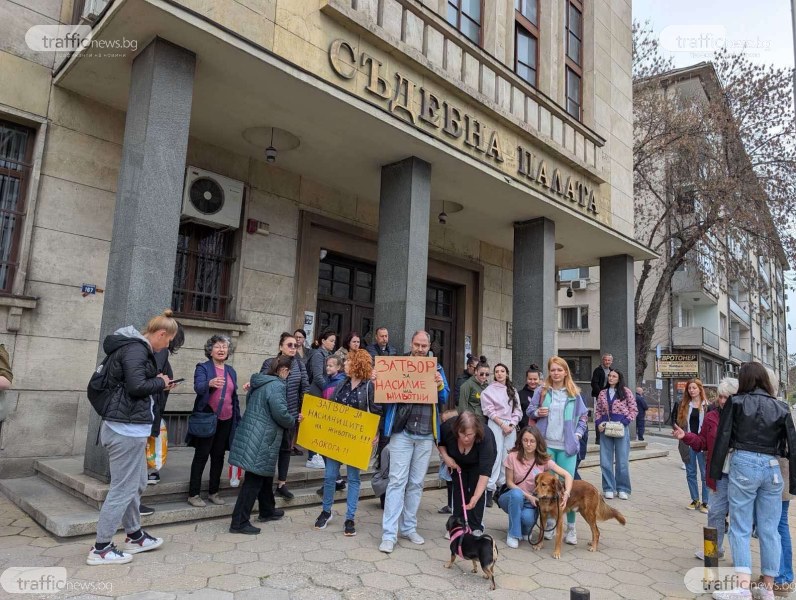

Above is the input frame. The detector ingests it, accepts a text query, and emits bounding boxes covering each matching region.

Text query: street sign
[656,353,699,378]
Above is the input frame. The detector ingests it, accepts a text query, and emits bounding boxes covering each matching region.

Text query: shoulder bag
[603,389,626,438]
[187,370,228,438]
[494,459,536,504]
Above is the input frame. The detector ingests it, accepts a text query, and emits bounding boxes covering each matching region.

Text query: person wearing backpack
[87,310,178,566]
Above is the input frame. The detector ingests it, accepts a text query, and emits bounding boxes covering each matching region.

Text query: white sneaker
[544,517,555,540]
[506,535,519,549]
[604,491,614,499]
[86,543,133,566]
[681,464,687,470]
[123,531,164,554]
[444,530,450,540]
[471,530,483,537]
[617,491,629,500]
[379,540,394,553]
[400,531,425,545]
[694,549,725,560]
[306,455,325,469]
[712,588,752,600]
[565,526,577,545]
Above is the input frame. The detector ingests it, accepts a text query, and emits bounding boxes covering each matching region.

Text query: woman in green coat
[228,356,300,534]
[457,356,490,421]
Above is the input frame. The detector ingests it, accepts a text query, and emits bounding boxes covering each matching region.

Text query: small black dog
[444,515,498,590]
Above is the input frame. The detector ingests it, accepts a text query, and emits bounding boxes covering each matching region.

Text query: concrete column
[599,254,636,392]
[373,157,431,353]
[512,218,556,378]
[84,38,196,481]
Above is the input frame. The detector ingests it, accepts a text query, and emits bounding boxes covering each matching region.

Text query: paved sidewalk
[0,438,790,599]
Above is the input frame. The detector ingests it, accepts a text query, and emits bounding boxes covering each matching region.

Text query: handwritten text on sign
[296,394,380,471]
[374,356,438,404]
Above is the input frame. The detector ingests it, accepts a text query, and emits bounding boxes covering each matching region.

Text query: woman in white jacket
[480,363,523,507]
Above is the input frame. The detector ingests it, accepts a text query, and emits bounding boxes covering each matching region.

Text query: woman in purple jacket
[594,369,638,500]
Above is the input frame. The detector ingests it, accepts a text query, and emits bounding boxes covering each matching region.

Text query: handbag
[604,390,626,438]
[494,460,536,504]
[187,372,227,438]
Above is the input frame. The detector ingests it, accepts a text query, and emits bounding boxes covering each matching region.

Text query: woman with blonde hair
[527,356,588,546]
[676,378,710,512]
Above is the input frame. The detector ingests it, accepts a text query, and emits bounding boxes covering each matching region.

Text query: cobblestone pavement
[0,437,791,599]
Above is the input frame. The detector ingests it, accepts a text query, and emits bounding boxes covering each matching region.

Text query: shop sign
[657,354,699,378]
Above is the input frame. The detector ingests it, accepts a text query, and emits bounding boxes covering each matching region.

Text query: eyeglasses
[212,344,229,350]
[284,343,297,349]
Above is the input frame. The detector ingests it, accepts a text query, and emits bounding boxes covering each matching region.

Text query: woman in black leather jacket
[710,362,796,600]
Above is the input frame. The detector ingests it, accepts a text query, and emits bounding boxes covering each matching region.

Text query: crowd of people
[83,310,796,600]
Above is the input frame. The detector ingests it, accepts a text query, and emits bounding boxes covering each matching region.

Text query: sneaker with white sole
[306,455,326,469]
[604,491,614,499]
[565,526,577,545]
[544,517,556,540]
[400,531,425,545]
[314,510,332,530]
[506,535,519,549]
[187,495,206,508]
[86,543,133,566]
[379,540,394,553]
[617,491,629,500]
[146,472,160,485]
[695,549,725,560]
[123,531,163,554]
[712,588,752,600]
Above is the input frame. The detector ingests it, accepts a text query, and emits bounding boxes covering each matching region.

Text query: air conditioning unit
[570,279,589,291]
[80,0,109,23]
[182,167,244,230]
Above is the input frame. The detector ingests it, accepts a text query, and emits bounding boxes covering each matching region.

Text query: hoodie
[480,381,523,425]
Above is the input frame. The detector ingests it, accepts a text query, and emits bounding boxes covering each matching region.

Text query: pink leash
[456,469,472,534]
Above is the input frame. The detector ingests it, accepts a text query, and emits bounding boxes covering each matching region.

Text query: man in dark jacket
[635,387,648,441]
[366,327,398,358]
[590,353,613,444]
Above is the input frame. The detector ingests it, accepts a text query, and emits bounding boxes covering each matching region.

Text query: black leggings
[277,427,293,482]
[188,418,232,497]
[452,468,486,531]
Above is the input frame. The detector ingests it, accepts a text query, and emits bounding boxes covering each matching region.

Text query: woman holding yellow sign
[315,349,382,537]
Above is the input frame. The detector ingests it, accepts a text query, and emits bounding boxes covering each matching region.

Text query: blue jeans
[497,487,537,539]
[776,501,793,585]
[381,431,433,542]
[708,477,729,554]
[686,449,709,504]
[728,450,783,576]
[321,457,361,521]
[599,427,631,494]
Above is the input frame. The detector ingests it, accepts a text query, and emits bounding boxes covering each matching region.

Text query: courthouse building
[0,0,651,478]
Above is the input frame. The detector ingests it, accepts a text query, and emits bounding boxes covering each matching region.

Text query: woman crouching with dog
[438,411,497,535]
[497,425,573,548]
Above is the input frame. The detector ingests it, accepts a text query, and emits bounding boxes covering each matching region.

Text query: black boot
[486,490,494,508]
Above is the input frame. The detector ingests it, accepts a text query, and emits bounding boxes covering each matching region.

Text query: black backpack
[87,350,120,417]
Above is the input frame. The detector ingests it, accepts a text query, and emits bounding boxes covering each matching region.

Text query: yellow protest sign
[373,356,438,403]
[297,394,380,471]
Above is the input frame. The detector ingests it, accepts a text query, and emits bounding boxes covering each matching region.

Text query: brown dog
[533,471,626,558]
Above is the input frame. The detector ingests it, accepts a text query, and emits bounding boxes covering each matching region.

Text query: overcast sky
[633,0,796,357]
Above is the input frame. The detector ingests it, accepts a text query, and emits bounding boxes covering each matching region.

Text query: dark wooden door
[426,281,457,382]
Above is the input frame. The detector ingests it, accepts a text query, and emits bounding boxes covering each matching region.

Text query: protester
[87,310,177,566]
[672,377,738,561]
[481,363,522,507]
[518,364,542,429]
[293,329,310,365]
[186,335,241,508]
[457,356,489,417]
[228,355,298,534]
[366,327,398,358]
[453,354,479,408]
[438,411,497,535]
[314,355,348,497]
[335,331,361,362]
[315,349,381,536]
[676,378,710,513]
[635,386,648,441]
[595,369,638,500]
[498,425,573,548]
[590,353,613,444]
[527,356,588,545]
[710,362,796,600]
[305,330,337,469]
[379,330,449,554]
[261,332,309,498]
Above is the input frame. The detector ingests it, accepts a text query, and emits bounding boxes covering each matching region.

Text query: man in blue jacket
[379,330,449,554]
[366,327,399,358]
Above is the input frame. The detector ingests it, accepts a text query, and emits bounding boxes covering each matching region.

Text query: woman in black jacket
[710,361,796,599]
[305,330,337,469]
[314,349,381,536]
[260,332,309,499]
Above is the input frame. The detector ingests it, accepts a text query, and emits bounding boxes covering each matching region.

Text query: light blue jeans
[776,501,792,585]
[728,450,783,576]
[708,477,729,554]
[381,431,433,543]
[599,426,631,494]
[686,449,709,504]
[321,457,361,521]
[497,487,537,539]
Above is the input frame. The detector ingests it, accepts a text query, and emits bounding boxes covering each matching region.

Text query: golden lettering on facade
[536,160,550,188]
[552,169,563,195]
[329,39,356,79]
[419,88,442,128]
[516,146,598,215]
[486,131,504,163]
[464,115,485,152]
[361,53,391,99]
[565,177,577,202]
[579,183,589,208]
[390,74,418,124]
[443,102,463,138]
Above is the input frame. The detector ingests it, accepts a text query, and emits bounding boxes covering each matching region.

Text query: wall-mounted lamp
[437,200,463,226]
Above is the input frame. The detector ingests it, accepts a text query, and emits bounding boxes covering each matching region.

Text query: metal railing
[672,326,720,353]
[730,345,752,363]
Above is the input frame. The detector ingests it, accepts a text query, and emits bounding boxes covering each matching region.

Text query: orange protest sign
[296,394,380,471]
[373,356,438,403]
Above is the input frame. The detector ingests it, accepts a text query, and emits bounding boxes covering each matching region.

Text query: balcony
[672,264,719,303]
[729,298,751,323]
[672,326,721,355]
[730,345,752,364]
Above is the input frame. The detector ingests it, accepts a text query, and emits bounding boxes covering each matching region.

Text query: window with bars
[565,0,583,120]
[559,306,588,330]
[171,222,235,319]
[426,286,453,318]
[446,0,482,45]
[514,0,539,87]
[0,121,34,294]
